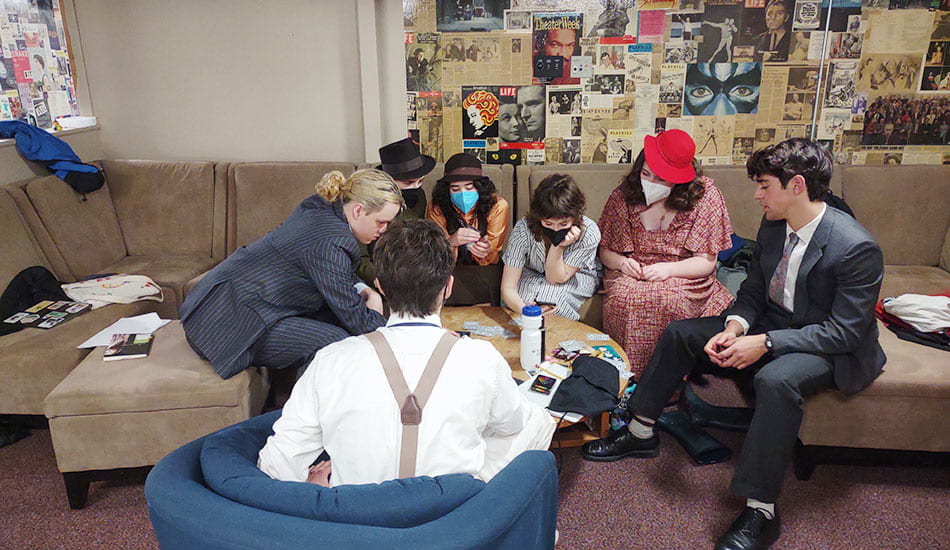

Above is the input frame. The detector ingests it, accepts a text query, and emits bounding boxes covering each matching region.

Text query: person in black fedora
[357,137,436,286]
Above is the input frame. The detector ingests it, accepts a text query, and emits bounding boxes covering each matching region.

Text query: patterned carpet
[1,381,947,550]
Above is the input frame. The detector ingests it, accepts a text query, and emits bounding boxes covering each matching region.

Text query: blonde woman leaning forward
[181,169,403,379]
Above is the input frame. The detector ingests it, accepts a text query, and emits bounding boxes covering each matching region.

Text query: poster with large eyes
[684,63,762,115]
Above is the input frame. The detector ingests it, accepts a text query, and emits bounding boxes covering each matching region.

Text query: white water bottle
[520,305,544,373]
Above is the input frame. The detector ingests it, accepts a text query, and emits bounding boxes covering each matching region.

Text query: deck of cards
[3,300,91,330]
[461,320,516,339]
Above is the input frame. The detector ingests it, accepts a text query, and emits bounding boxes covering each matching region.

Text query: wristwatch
[763,333,774,353]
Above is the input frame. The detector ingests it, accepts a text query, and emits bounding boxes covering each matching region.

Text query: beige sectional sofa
[5,160,228,318]
[3,156,944,477]
[517,163,950,467]
[0,186,154,416]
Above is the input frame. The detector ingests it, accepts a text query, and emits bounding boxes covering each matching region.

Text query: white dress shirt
[727,204,826,334]
[258,312,555,485]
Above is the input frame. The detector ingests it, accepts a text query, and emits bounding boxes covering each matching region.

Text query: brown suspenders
[364,330,458,479]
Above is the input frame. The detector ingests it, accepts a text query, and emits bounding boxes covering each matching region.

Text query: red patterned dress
[599,177,734,380]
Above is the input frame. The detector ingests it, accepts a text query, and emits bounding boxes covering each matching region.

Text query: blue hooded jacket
[0,120,103,193]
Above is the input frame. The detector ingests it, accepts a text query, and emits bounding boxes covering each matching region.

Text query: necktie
[768,233,799,309]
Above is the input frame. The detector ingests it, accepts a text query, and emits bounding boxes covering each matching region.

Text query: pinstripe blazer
[180,194,386,378]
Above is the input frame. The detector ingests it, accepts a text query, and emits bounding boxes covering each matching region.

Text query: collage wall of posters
[0,0,78,128]
[404,0,950,166]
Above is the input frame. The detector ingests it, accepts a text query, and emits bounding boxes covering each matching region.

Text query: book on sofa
[2,300,91,330]
[103,333,155,361]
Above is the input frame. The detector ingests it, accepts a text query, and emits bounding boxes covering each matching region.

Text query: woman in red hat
[598,129,734,380]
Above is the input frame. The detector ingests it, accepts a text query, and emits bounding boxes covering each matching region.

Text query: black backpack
[0,266,68,337]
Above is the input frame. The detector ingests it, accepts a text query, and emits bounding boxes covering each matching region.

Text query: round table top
[441,305,630,381]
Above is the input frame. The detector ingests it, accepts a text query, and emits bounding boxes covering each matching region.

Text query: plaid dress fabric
[599,178,734,379]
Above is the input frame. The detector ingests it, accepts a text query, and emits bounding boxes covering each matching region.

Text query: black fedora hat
[377,138,436,180]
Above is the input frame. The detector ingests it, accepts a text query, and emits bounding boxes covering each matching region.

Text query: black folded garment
[549,355,620,417]
[681,385,754,433]
[656,411,732,466]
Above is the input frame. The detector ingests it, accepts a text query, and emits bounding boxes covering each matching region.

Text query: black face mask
[541,227,571,246]
[401,188,423,209]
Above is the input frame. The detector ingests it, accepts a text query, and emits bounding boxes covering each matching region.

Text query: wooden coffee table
[442,305,630,447]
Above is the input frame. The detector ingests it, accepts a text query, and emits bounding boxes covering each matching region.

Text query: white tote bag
[62,274,164,309]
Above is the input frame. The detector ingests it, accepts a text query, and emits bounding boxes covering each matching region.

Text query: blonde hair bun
[315,170,348,202]
[315,169,403,212]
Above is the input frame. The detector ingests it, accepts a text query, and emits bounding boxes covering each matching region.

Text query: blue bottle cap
[522,304,542,317]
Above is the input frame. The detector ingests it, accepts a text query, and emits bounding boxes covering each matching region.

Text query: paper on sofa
[77,312,170,349]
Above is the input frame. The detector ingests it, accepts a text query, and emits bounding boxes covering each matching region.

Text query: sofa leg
[63,471,91,509]
[793,440,816,481]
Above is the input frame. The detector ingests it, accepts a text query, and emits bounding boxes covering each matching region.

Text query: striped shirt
[502,216,602,320]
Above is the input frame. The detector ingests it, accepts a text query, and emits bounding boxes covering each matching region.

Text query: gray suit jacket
[180,195,385,378]
[725,206,886,395]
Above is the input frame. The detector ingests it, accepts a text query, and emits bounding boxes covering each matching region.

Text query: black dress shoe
[580,428,659,462]
[714,507,781,550]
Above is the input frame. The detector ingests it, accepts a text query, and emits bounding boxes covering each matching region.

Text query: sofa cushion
[228,162,356,252]
[1,301,155,415]
[43,321,252,418]
[104,254,219,318]
[702,167,762,239]
[879,265,950,299]
[23,175,126,279]
[0,187,52,291]
[201,411,486,528]
[842,166,950,266]
[800,320,950,452]
[940,226,950,273]
[102,160,219,257]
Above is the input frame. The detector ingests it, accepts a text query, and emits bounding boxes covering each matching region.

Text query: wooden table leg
[549,412,611,448]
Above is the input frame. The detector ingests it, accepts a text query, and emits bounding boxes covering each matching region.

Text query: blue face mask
[450,190,479,214]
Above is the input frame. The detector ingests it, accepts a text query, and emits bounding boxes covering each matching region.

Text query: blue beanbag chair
[199,411,486,528]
